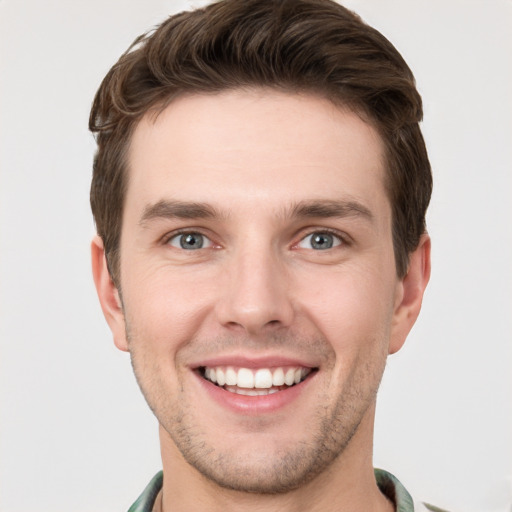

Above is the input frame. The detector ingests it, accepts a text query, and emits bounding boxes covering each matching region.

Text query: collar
[128,468,415,512]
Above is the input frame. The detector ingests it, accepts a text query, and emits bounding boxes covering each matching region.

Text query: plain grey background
[1,1,511,511]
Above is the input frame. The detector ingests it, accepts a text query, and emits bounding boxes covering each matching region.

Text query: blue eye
[298,232,342,250]
[168,232,212,250]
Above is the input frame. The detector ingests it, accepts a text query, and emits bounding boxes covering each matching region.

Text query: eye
[167,232,213,250]
[297,231,342,250]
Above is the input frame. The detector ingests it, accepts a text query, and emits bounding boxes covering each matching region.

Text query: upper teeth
[204,366,310,389]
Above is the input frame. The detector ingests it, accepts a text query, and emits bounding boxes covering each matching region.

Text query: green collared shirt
[127,469,446,512]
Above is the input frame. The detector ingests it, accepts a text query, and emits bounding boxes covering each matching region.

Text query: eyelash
[162,227,350,251]
[295,228,349,249]
[162,229,214,247]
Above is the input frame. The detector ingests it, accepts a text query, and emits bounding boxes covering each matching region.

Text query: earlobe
[91,236,129,352]
[389,234,431,354]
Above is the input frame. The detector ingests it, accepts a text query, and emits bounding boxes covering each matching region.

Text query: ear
[91,236,129,352]
[389,234,431,354]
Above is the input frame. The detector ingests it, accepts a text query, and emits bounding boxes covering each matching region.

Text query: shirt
[127,469,447,512]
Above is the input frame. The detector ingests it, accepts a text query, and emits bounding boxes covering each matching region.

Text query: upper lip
[190,354,319,370]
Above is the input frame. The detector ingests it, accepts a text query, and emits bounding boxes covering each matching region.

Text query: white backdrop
[1,1,511,511]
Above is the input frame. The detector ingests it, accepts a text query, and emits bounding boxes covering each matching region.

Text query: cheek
[121,263,218,352]
[297,263,396,352]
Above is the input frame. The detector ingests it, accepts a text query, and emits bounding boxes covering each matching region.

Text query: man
[89,0,435,510]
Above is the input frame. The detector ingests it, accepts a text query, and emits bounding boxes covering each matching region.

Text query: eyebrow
[289,199,373,221]
[139,198,373,226]
[139,200,219,226]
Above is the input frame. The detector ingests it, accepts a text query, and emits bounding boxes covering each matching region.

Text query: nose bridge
[216,237,293,334]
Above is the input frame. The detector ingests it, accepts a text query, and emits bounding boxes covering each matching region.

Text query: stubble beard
[163,388,376,494]
[127,328,387,495]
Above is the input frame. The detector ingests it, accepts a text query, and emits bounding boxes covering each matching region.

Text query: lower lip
[194,371,315,415]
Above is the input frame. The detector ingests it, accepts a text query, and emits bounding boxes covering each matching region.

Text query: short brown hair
[90,0,432,284]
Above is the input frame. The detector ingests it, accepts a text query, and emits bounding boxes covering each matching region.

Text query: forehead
[126,89,387,217]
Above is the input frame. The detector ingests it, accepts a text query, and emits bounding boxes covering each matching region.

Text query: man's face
[95,90,425,493]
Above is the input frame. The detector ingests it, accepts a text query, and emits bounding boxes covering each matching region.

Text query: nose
[215,246,294,335]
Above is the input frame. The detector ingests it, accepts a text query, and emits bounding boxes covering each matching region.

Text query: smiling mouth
[199,366,316,396]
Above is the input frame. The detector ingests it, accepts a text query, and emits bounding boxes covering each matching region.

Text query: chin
[157,393,369,495]
[173,440,341,494]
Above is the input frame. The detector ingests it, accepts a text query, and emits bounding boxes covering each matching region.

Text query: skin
[92,89,430,512]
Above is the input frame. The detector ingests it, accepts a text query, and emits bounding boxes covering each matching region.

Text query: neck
[158,405,394,512]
